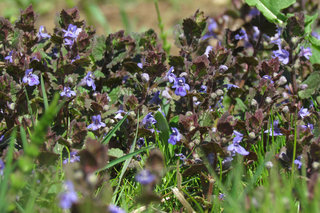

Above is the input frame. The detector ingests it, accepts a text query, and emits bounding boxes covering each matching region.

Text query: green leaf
[109,87,120,105]
[92,35,106,61]
[235,98,248,112]
[40,73,48,111]
[305,13,318,36]
[245,0,295,24]
[154,111,170,144]
[298,71,320,99]
[108,148,124,158]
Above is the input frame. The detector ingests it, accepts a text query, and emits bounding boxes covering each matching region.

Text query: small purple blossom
[108,205,126,213]
[175,153,187,161]
[262,75,274,84]
[248,8,260,17]
[166,66,176,83]
[22,68,40,86]
[300,123,314,131]
[115,109,125,120]
[62,24,82,46]
[63,151,80,165]
[168,127,181,145]
[137,138,145,148]
[37,26,51,41]
[137,62,143,69]
[294,156,302,169]
[299,46,312,60]
[227,130,249,156]
[135,169,156,185]
[264,120,283,136]
[141,112,157,132]
[272,49,289,64]
[218,193,225,201]
[59,181,78,209]
[299,107,310,119]
[149,91,161,105]
[4,51,13,63]
[224,84,239,90]
[219,65,228,72]
[71,55,80,63]
[312,31,320,40]
[172,77,190,97]
[87,115,106,131]
[202,18,217,40]
[235,29,248,40]
[0,159,4,176]
[83,72,96,91]
[60,87,76,98]
[199,85,207,93]
[253,26,260,40]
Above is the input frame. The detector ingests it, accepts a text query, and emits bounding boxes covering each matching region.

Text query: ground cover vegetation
[1,0,320,212]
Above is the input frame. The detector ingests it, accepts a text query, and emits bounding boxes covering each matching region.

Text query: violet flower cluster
[135,169,156,185]
[87,115,106,131]
[22,68,40,86]
[168,127,182,145]
[59,181,78,209]
[227,130,249,156]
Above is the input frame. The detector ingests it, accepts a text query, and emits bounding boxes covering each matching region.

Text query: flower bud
[249,132,255,139]
[141,73,149,82]
[282,106,289,113]
[216,89,224,96]
[265,161,273,169]
[265,97,272,104]
[299,84,308,90]
[278,76,287,85]
[251,99,258,106]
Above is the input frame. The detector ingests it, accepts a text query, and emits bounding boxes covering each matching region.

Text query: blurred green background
[0,0,231,53]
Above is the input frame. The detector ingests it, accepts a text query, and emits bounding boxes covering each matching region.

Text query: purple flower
[137,138,145,148]
[135,170,156,185]
[262,75,274,84]
[37,26,51,41]
[264,120,282,136]
[175,153,187,161]
[299,107,310,119]
[299,46,312,60]
[232,130,243,143]
[141,112,157,131]
[168,127,181,145]
[166,66,176,83]
[149,91,161,105]
[172,77,190,97]
[199,85,207,93]
[224,84,239,90]
[253,26,260,40]
[227,130,249,156]
[115,109,125,120]
[249,8,260,17]
[300,123,314,131]
[60,87,76,98]
[202,18,217,40]
[272,49,289,64]
[4,51,13,63]
[0,159,4,176]
[204,45,213,57]
[71,54,80,63]
[59,181,78,209]
[235,29,248,40]
[219,65,228,72]
[137,62,143,69]
[22,68,40,86]
[218,193,225,201]
[108,205,126,213]
[63,151,80,165]
[87,115,106,131]
[312,31,320,40]
[62,24,82,46]
[294,156,302,169]
[84,72,96,91]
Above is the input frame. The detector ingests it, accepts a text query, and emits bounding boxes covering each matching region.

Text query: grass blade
[40,73,48,111]
[0,128,17,212]
[101,112,129,145]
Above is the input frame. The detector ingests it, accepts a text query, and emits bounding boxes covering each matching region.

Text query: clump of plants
[1,0,320,212]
